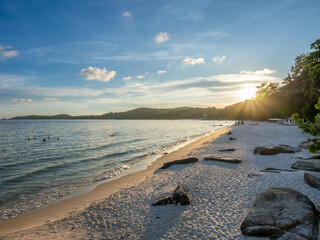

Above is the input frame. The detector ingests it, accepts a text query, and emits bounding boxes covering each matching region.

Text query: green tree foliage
[277,54,313,118]
[291,39,320,153]
[255,82,280,100]
[292,97,320,153]
[306,39,320,88]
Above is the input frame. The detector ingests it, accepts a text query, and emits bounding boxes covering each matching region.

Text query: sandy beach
[1,122,320,239]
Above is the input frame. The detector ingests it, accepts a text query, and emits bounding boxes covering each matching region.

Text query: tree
[292,39,320,153]
[292,97,320,153]
[306,39,320,88]
[255,82,280,100]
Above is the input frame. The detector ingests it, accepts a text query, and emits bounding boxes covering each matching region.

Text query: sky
[0,0,319,118]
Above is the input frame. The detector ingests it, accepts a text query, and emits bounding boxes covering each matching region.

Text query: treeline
[252,39,320,121]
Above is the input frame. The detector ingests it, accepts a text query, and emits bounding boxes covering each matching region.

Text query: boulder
[229,137,236,140]
[304,172,320,190]
[254,144,301,155]
[203,156,242,164]
[226,131,232,135]
[292,160,320,172]
[152,185,190,206]
[160,157,198,169]
[218,148,235,152]
[241,187,318,239]
[299,139,315,149]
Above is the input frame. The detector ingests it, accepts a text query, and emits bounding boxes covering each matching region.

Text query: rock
[292,159,320,172]
[152,185,190,206]
[229,137,236,140]
[299,139,315,149]
[160,157,198,169]
[218,148,235,152]
[304,172,320,190]
[226,131,232,135]
[254,144,301,155]
[309,155,320,159]
[260,167,297,173]
[241,187,318,239]
[247,172,264,178]
[203,156,242,164]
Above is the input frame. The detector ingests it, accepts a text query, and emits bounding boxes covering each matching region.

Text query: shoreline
[0,127,232,236]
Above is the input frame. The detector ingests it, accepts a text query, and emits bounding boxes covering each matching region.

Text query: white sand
[2,122,320,239]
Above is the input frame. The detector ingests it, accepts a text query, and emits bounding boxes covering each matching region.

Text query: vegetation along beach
[1,0,320,239]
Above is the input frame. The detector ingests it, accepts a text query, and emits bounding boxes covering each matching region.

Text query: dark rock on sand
[160,157,198,169]
[247,172,264,178]
[152,185,190,206]
[229,137,236,140]
[241,187,318,239]
[299,139,315,149]
[292,159,320,172]
[260,167,297,173]
[203,156,242,164]
[218,148,235,152]
[226,131,232,135]
[254,144,301,155]
[304,172,320,190]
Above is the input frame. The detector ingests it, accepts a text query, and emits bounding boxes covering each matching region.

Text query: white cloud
[0,45,19,58]
[213,56,226,63]
[154,32,169,43]
[44,97,60,103]
[80,66,116,82]
[182,57,205,66]
[11,98,33,103]
[157,70,167,74]
[44,97,59,101]
[137,75,145,79]
[122,76,131,81]
[240,68,276,75]
[122,11,132,18]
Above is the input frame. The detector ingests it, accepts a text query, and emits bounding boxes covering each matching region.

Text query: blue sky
[0,0,319,118]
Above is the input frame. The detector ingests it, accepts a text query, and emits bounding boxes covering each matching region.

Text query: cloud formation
[11,98,32,103]
[122,11,132,18]
[213,56,226,63]
[122,76,131,81]
[80,66,116,82]
[182,57,205,66]
[0,45,19,58]
[154,32,169,43]
[240,68,276,75]
[44,97,60,103]
[137,75,145,79]
[157,70,167,74]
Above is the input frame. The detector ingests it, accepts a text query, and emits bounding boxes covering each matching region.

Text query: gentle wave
[0,119,232,221]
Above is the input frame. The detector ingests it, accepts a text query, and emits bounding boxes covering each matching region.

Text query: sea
[0,119,232,221]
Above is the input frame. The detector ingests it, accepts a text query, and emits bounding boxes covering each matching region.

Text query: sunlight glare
[237,87,256,101]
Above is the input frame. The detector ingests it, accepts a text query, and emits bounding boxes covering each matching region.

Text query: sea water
[0,119,232,221]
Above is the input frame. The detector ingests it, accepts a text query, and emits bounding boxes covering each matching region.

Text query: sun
[237,87,256,101]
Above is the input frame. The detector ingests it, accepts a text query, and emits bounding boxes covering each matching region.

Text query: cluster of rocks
[153,132,242,207]
[153,133,320,239]
[242,141,320,239]
[241,187,318,239]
